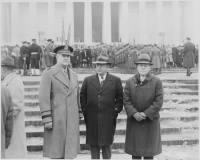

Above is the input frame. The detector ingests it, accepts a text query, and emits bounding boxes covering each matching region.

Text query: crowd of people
[1,38,198,76]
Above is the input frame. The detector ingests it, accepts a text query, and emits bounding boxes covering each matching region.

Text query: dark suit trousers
[90,145,111,159]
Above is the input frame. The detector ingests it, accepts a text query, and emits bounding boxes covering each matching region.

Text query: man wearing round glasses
[39,44,80,159]
[124,53,164,160]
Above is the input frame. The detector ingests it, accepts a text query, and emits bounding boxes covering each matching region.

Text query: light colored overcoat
[39,64,80,159]
[2,72,27,158]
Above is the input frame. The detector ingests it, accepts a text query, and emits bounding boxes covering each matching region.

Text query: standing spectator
[195,45,199,67]
[39,45,80,159]
[124,53,163,160]
[1,85,14,159]
[11,44,21,74]
[152,45,161,74]
[80,53,123,159]
[86,46,92,67]
[176,46,184,67]
[172,45,179,67]
[20,41,31,75]
[1,56,27,158]
[74,46,80,68]
[183,37,196,76]
[44,39,56,68]
[29,39,42,75]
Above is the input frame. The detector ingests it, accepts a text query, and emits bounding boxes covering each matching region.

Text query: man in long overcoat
[39,45,80,159]
[44,39,56,68]
[80,53,123,159]
[2,56,27,158]
[29,39,42,75]
[183,37,196,76]
[124,53,163,160]
[20,41,31,75]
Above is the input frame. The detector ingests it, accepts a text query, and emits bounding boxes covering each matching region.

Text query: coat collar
[2,72,18,87]
[51,64,70,88]
[90,73,113,91]
[135,72,153,86]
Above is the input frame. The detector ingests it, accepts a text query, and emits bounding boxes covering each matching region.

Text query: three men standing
[80,53,123,159]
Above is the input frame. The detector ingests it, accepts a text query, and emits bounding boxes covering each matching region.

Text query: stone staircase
[22,73,199,155]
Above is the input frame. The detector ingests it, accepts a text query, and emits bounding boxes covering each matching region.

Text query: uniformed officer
[39,44,80,159]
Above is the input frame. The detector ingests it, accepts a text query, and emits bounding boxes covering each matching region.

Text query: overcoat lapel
[52,64,70,88]
[101,73,113,92]
[67,70,78,96]
[90,74,101,90]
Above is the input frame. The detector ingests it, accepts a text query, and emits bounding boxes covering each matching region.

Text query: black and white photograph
[1,0,199,159]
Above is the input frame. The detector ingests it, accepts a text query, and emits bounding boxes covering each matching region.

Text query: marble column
[29,2,37,40]
[0,2,3,43]
[119,1,129,43]
[84,1,92,44]
[102,1,111,43]
[172,0,181,45]
[11,2,19,43]
[139,0,146,44]
[156,0,164,44]
[65,2,74,44]
[47,1,55,39]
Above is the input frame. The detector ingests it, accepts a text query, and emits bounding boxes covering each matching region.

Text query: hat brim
[135,61,153,65]
[92,61,112,65]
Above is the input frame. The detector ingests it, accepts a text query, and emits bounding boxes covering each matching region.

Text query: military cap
[53,45,73,56]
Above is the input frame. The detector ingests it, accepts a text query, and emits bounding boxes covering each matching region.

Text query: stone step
[23,93,199,100]
[24,98,198,107]
[24,111,198,127]
[24,83,199,93]
[26,144,199,159]
[23,79,198,86]
[25,119,199,138]
[26,132,199,152]
[24,104,199,117]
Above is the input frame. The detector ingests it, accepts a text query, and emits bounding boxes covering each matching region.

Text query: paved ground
[27,145,199,159]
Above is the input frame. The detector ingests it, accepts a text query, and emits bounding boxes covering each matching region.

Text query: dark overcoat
[80,73,123,145]
[44,44,55,67]
[183,42,195,68]
[123,73,163,156]
[39,64,80,159]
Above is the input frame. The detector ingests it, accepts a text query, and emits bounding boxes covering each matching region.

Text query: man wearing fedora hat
[123,53,163,160]
[80,52,123,159]
[1,56,27,158]
[39,44,80,159]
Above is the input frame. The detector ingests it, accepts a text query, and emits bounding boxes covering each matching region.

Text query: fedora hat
[53,45,73,56]
[135,53,153,65]
[1,56,16,68]
[92,53,112,65]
